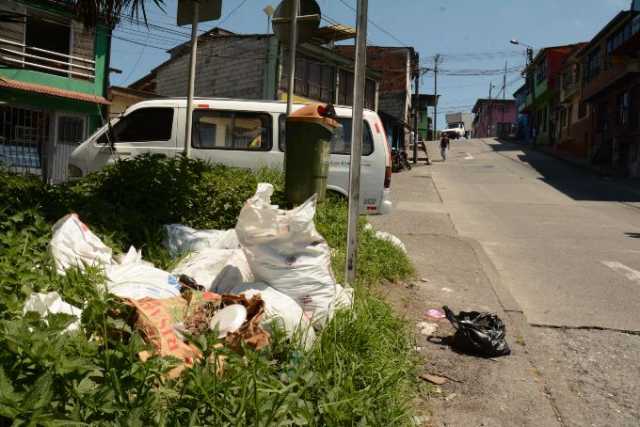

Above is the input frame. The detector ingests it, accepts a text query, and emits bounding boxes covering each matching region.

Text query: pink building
[472,99,518,139]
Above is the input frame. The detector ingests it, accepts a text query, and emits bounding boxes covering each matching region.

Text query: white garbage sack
[164,224,240,258]
[50,214,113,274]
[214,282,316,349]
[171,248,253,290]
[235,183,352,325]
[23,292,83,332]
[375,231,408,254]
[106,261,181,300]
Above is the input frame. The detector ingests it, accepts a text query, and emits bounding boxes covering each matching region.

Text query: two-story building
[0,0,111,182]
[554,43,590,162]
[522,44,585,147]
[472,99,517,139]
[580,10,640,176]
[131,27,381,113]
[334,46,420,151]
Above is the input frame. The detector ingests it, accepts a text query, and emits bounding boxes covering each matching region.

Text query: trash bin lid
[287,103,340,129]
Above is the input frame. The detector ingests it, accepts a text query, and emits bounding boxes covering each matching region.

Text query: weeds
[0,157,416,425]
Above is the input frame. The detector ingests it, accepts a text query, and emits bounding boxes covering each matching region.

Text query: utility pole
[503,61,507,100]
[286,0,300,116]
[489,82,494,99]
[345,0,368,284]
[184,0,200,158]
[412,72,420,164]
[433,54,440,140]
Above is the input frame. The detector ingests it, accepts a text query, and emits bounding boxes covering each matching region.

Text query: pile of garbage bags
[28,184,351,375]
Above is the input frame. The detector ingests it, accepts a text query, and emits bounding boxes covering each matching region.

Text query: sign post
[177,0,222,158]
[272,0,321,115]
[345,0,368,284]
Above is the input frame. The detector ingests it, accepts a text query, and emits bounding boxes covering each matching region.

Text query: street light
[510,39,534,64]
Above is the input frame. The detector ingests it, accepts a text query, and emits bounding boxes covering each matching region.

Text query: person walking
[440,133,450,161]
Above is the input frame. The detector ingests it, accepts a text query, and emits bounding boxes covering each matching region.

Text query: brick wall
[154,36,271,99]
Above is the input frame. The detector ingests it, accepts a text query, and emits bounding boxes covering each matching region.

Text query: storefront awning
[0,78,110,105]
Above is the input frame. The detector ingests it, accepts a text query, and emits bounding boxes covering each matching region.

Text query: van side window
[98,108,173,144]
[278,115,374,156]
[192,110,272,151]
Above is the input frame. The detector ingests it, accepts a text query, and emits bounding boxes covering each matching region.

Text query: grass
[0,159,417,425]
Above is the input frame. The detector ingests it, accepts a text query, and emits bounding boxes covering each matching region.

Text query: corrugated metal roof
[0,78,110,105]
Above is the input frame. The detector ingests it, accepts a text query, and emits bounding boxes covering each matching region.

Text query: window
[57,116,85,144]
[25,15,71,77]
[98,108,173,144]
[584,48,602,83]
[578,101,588,119]
[282,54,336,103]
[617,92,630,126]
[192,110,271,151]
[337,70,376,110]
[278,115,374,156]
[568,105,573,127]
[536,59,547,83]
[596,103,608,131]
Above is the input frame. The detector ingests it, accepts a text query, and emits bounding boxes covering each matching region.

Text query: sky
[109,0,633,128]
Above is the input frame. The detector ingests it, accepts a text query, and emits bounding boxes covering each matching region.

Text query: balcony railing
[0,37,95,81]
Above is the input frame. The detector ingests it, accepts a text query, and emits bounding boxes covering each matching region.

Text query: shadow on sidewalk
[488,139,640,203]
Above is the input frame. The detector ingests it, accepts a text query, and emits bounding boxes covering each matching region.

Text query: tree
[72,0,165,29]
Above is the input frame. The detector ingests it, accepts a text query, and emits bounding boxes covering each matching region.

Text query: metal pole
[433,54,439,140]
[412,73,419,163]
[503,61,507,100]
[184,0,199,157]
[286,0,300,116]
[345,0,368,285]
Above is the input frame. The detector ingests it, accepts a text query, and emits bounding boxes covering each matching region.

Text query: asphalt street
[429,138,640,332]
[377,138,640,426]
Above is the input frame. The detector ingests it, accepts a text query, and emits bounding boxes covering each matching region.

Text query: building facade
[521,44,584,147]
[472,99,517,139]
[0,0,111,182]
[131,28,380,112]
[580,11,640,176]
[554,45,592,162]
[334,46,419,151]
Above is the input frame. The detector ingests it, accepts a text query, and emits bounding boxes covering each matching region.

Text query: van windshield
[278,115,374,156]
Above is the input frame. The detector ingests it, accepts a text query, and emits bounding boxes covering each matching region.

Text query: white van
[69,98,393,214]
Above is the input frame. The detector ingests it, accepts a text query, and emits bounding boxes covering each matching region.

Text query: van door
[189,109,281,169]
[95,107,178,162]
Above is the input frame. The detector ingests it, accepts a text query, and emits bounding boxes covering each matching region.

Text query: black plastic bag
[443,306,511,357]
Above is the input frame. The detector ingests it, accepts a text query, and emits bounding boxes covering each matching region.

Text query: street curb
[462,236,524,315]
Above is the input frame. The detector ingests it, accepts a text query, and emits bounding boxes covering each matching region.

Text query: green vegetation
[0,156,416,425]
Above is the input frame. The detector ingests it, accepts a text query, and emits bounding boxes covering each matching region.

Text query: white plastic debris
[235,183,352,325]
[417,321,438,337]
[374,231,407,253]
[209,250,254,291]
[209,304,247,338]
[215,282,316,349]
[50,214,113,274]
[171,249,254,291]
[164,224,239,258]
[23,292,83,332]
[105,262,181,300]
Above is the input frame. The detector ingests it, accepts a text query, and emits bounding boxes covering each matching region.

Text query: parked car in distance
[69,98,393,215]
[441,122,466,139]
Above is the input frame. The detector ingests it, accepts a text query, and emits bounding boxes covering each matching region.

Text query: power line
[219,0,250,25]
[337,0,409,47]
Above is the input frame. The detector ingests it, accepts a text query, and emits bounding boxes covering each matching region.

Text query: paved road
[429,138,640,332]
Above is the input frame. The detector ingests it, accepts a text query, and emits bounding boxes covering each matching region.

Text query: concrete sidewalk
[369,157,562,427]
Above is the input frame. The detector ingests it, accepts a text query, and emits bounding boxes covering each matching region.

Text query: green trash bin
[285,104,340,206]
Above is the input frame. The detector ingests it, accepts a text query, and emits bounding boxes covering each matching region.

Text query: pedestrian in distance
[440,133,450,161]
